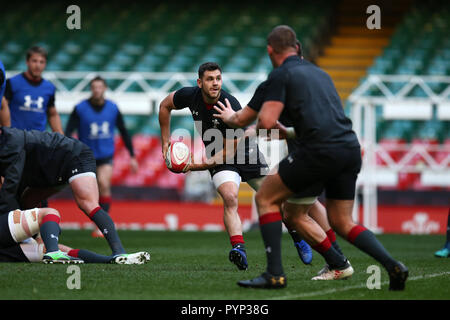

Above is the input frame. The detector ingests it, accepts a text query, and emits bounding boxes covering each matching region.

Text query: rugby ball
[165,141,191,173]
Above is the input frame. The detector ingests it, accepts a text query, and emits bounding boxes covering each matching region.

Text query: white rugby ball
[165,141,191,173]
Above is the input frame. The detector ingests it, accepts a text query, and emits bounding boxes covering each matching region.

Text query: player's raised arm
[213,98,258,128]
[158,91,177,158]
[256,100,284,131]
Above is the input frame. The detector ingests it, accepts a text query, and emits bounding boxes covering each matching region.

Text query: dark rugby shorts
[278,146,362,200]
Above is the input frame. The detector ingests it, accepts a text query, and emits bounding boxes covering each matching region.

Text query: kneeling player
[0,208,149,264]
[0,207,82,263]
[0,126,150,263]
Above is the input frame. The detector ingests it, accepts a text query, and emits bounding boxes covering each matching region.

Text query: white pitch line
[269,271,450,300]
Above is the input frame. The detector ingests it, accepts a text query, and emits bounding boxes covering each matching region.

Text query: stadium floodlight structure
[348,74,450,233]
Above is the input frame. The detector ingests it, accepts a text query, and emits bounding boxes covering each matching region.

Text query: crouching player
[0,207,83,263]
[0,207,150,264]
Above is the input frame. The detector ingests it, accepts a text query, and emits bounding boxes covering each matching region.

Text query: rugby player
[159,62,271,271]
[0,126,149,263]
[217,25,408,290]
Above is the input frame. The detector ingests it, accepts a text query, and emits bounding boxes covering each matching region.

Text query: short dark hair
[267,25,297,54]
[90,75,107,87]
[26,46,48,61]
[198,62,222,79]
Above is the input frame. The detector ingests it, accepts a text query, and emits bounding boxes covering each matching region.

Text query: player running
[217,25,408,290]
[159,62,270,271]
[0,126,149,263]
[214,78,350,279]
[214,41,347,276]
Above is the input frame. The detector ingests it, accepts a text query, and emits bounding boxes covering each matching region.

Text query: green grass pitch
[0,230,448,300]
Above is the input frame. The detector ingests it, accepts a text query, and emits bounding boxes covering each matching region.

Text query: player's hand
[130,157,139,174]
[162,141,170,160]
[213,98,235,125]
[263,122,290,140]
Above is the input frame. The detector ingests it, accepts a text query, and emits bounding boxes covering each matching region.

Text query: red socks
[230,235,245,247]
[312,237,332,253]
[347,225,367,243]
[88,206,101,219]
[259,212,282,225]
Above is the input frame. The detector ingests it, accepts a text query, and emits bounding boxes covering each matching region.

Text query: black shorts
[0,213,15,249]
[96,156,114,167]
[278,146,361,200]
[209,163,269,182]
[0,244,29,262]
[61,145,97,183]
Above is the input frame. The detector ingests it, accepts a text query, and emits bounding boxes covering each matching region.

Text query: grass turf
[0,230,448,300]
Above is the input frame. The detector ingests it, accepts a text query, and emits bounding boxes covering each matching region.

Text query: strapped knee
[8,208,41,243]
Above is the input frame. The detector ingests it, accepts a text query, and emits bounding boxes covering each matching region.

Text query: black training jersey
[248,80,293,127]
[0,127,86,213]
[173,86,267,171]
[248,80,298,152]
[264,56,360,149]
[173,87,243,148]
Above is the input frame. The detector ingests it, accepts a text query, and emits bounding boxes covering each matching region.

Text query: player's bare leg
[216,181,248,270]
[70,175,125,255]
[217,181,242,239]
[308,201,343,254]
[282,202,322,244]
[282,201,352,280]
[326,199,408,290]
[97,163,113,211]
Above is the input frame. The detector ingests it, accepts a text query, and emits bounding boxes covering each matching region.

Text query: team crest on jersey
[212,119,220,128]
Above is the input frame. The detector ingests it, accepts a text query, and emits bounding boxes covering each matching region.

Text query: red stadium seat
[377,138,407,166]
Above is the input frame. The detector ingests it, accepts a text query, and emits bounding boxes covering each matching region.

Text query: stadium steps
[317,0,412,101]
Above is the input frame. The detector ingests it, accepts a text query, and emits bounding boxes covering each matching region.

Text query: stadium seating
[369,0,450,152]
[0,1,334,74]
[1,0,448,193]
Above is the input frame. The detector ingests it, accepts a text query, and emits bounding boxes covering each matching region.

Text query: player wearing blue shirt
[65,76,138,237]
[3,46,63,133]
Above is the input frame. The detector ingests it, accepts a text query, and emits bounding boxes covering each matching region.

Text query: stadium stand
[1,0,448,196]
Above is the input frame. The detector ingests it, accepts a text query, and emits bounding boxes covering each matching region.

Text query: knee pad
[7,208,41,243]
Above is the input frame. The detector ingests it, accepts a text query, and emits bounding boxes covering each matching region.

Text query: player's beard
[201,86,220,102]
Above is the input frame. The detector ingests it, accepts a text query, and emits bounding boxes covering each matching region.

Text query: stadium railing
[348,74,450,232]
